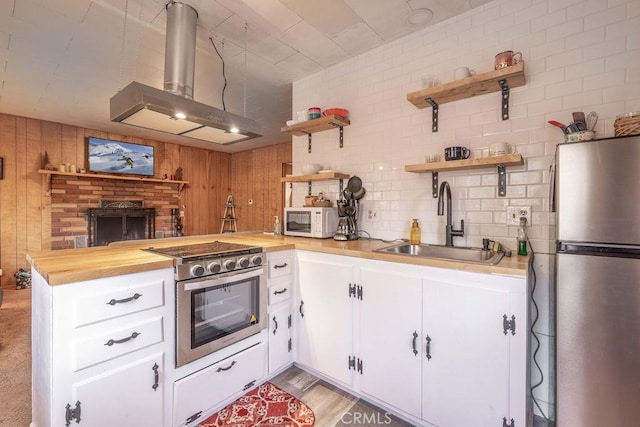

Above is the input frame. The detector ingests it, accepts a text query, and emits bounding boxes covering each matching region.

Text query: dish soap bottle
[410,218,421,245]
[274,216,281,236]
[517,217,528,255]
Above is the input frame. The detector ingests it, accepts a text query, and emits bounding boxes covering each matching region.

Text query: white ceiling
[0,0,491,153]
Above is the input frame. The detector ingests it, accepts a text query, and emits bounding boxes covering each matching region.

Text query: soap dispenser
[517,217,528,255]
[410,218,421,245]
[274,216,281,236]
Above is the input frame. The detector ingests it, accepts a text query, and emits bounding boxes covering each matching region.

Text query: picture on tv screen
[87,137,154,176]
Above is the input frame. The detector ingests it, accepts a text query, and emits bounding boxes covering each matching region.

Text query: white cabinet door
[69,353,164,427]
[358,264,423,419]
[422,277,510,427]
[268,304,292,374]
[296,251,355,386]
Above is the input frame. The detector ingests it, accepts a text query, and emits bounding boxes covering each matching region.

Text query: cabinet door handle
[412,331,418,356]
[426,335,432,360]
[104,331,141,346]
[299,300,304,318]
[273,315,278,335]
[106,293,142,306]
[274,262,288,269]
[273,288,288,295]
[152,363,159,391]
[216,360,236,372]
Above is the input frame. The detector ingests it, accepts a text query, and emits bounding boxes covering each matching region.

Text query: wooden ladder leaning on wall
[220,195,238,233]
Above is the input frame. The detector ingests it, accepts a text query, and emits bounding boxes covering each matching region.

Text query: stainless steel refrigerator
[556,135,640,426]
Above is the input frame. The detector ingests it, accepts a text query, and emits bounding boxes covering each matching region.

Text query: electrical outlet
[506,206,531,226]
[367,209,378,220]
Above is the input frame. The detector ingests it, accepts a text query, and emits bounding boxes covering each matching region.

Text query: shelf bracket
[431,172,439,198]
[499,79,510,120]
[339,179,344,195]
[307,181,312,196]
[426,98,439,132]
[497,164,507,197]
[307,133,312,153]
[339,126,344,148]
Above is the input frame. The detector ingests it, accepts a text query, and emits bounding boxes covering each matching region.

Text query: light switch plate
[506,206,531,226]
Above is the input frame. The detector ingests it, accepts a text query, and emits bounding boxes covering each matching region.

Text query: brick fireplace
[50,174,182,250]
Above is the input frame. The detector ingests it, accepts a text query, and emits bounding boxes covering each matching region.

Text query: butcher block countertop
[27,232,528,285]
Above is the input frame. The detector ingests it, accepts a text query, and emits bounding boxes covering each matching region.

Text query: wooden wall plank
[0,114,18,286]
[26,119,44,253]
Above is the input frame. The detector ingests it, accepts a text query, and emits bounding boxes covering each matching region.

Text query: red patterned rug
[198,381,315,427]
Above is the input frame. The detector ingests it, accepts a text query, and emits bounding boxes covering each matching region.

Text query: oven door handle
[183,268,264,291]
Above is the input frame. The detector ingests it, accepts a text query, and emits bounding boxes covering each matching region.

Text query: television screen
[87,137,154,177]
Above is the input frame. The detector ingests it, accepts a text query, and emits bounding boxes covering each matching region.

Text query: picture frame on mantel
[86,136,155,177]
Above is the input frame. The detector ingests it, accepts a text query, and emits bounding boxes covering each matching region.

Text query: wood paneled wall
[0,112,291,288]
[231,142,292,232]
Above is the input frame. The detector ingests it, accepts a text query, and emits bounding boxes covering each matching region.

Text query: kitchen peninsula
[28,233,529,427]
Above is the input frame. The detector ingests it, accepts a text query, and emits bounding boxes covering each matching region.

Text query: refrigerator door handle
[557,242,640,259]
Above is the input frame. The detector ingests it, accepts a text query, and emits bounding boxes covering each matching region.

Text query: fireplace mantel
[38,170,189,195]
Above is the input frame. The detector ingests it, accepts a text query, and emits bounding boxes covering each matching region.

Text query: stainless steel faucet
[437,181,464,246]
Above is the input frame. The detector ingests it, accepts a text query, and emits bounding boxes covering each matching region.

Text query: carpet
[198,381,315,427]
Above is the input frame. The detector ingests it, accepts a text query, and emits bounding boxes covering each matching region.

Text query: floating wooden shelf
[281,171,350,182]
[405,154,524,198]
[407,62,526,131]
[38,169,189,194]
[281,114,350,135]
[281,114,351,153]
[282,171,350,196]
[404,154,523,173]
[407,62,526,108]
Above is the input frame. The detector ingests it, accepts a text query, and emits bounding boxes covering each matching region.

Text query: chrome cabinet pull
[299,300,304,318]
[106,293,142,306]
[273,262,288,269]
[273,315,278,335]
[426,335,432,360]
[104,331,141,346]
[412,331,418,356]
[216,360,236,372]
[273,288,288,295]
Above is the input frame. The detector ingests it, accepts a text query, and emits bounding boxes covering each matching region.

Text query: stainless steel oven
[146,241,266,368]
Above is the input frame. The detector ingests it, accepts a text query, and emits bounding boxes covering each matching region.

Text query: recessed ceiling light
[405,8,433,27]
[174,112,186,119]
[229,127,239,133]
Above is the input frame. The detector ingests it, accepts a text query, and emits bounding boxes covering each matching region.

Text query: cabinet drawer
[73,316,164,371]
[268,282,291,305]
[173,342,267,426]
[268,252,293,279]
[73,279,165,328]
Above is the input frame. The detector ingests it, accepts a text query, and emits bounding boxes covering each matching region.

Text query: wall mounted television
[87,137,154,177]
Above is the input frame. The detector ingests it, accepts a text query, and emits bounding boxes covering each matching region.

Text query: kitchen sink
[373,243,505,265]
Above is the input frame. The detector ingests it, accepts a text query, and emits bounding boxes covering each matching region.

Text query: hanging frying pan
[347,176,362,194]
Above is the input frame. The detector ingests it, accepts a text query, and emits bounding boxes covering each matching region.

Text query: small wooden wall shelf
[282,171,350,196]
[407,62,526,131]
[38,170,189,195]
[405,154,524,198]
[281,114,350,153]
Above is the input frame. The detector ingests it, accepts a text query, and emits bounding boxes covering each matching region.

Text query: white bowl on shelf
[301,164,321,175]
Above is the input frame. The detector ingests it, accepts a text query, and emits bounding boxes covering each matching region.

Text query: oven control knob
[238,257,250,268]
[208,262,222,274]
[223,259,236,270]
[250,255,263,266]
[190,264,205,277]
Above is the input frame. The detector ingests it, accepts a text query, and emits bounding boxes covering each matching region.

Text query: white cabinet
[31,268,173,427]
[267,250,294,375]
[357,265,423,418]
[173,342,267,426]
[296,251,355,386]
[268,304,292,374]
[421,274,515,426]
[293,251,528,427]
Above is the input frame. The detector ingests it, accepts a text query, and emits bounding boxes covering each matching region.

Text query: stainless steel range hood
[110,1,262,145]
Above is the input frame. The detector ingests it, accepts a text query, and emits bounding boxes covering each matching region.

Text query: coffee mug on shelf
[494,51,522,69]
[454,67,475,80]
[489,142,515,156]
[444,146,471,161]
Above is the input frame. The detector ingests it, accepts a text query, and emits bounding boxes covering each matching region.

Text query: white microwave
[284,207,338,238]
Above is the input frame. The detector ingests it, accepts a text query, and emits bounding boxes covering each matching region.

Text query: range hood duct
[110,1,262,145]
